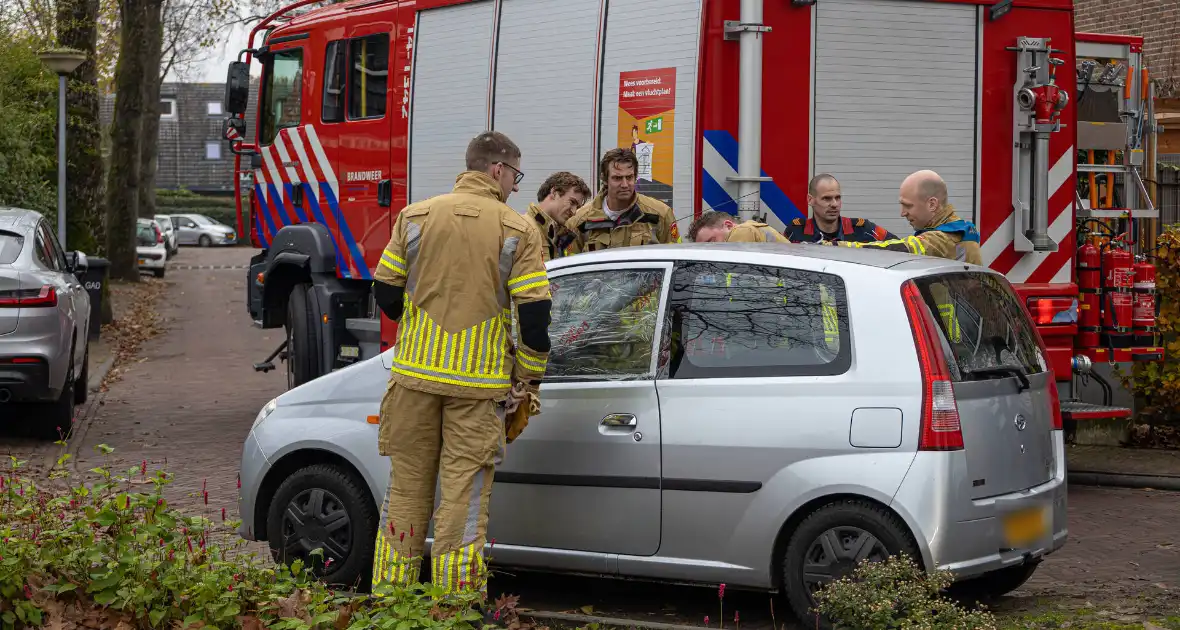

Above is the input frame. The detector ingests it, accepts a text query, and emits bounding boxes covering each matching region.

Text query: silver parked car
[0,208,91,437]
[154,214,179,258]
[237,243,1067,625]
[171,213,237,247]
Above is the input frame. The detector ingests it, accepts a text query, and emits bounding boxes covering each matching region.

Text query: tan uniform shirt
[564,191,681,252]
[526,203,581,263]
[727,220,791,243]
[373,171,551,400]
[836,206,982,265]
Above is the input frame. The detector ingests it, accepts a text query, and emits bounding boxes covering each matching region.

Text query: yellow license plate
[138,258,147,264]
[1002,506,1049,547]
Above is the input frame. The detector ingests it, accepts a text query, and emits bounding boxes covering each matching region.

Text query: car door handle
[601,413,637,428]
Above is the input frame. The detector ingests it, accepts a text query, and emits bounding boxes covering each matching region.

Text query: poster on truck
[617,67,676,208]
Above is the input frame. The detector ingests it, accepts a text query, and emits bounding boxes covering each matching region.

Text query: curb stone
[1068,470,1180,492]
[523,611,703,630]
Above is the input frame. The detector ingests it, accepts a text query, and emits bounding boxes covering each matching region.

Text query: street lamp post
[37,48,88,250]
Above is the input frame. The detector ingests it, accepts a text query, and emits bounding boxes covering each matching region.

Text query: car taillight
[0,285,57,308]
[901,280,964,451]
[155,225,163,244]
[1027,297,1078,326]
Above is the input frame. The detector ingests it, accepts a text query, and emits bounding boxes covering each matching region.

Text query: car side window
[33,224,62,271]
[664,261,851,379]
[545,268,666,381]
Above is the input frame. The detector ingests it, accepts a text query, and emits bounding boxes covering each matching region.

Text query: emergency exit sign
[645,116,664,134]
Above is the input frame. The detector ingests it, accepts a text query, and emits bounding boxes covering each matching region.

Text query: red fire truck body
[225,0,1160,421]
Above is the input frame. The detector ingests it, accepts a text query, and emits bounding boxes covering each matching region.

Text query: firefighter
[784,174,896,243]
[829,170,982,265]
[527,171,592,262]
[687,210,791,243]
[565,148,681,251]
[369,131,552,604]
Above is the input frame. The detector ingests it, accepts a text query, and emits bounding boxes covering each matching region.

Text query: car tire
[782,499,921,629]
[265,464,377,592]
[199,235,212,247]
[949,562,1039,602]
[285,284,320,390]
[38,355,76,440]
[73,346,89,405]
[153,267,166,279]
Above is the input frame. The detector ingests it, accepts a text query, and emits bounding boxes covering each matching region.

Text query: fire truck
[222,0,1162,425]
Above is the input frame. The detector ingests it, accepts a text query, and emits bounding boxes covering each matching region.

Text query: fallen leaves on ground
[98,278,169,392]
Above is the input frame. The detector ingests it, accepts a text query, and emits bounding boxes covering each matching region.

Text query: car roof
[0,207,44,234]
[545,241,983,276]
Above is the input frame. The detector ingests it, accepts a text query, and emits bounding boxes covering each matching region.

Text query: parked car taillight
[155,225,163,244]
[0,285,58,308]
[901,280,964,452]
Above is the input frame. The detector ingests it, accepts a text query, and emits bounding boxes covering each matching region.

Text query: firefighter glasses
[496,161,525,186]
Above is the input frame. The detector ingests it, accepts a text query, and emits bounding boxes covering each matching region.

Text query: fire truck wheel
[285,284,321,389]
[265,463,377,590]
[781,499,920,629]
[948,561,1039,602]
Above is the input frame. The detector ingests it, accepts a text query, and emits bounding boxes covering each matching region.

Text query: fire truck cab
[223,0,1161,425]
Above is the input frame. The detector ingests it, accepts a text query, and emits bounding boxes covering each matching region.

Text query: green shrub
[811,554,998,630]
[0,444,509,630]
[0,31,58,218]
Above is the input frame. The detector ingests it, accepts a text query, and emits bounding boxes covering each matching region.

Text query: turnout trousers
[371,381,506,595]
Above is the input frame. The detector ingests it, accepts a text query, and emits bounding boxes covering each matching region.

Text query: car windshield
[910,271,1047,381]
[0,231,23,265]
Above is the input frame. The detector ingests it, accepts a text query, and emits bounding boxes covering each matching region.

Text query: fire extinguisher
[1133,255,1157,347]
[1101,243,1134,348]
[1076,241,1101,349]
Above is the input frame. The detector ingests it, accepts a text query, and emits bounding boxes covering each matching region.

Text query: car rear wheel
[949,561,1039,602]
[265,464,377,591]
[153,267,166,279]
[285,284,320,389]
[37,356,75,440]
[199,235,212,247]
[782,500,920,628]
[73,346,89,405]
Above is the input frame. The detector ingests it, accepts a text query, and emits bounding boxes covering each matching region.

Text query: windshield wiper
[962,365,1030,392]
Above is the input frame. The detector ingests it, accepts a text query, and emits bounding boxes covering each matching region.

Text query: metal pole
[736,0,764,222]
[57,73,68,249]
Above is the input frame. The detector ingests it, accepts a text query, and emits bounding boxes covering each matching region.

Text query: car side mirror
[67,251,88,275]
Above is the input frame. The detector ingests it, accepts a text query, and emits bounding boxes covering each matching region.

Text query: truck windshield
[260,48,304,145]
[910,271,1047,382]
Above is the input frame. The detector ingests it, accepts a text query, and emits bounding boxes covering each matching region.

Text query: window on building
[665,261,851,379]
[159,98,177,119]
[260,48,304,145]
[545,268,666,381]
[207,101,222,116]
[347,34,389,120]
[205,141,222,160]
[322,40,346,123]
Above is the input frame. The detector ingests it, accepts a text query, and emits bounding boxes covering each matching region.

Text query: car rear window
[910,271,1048,380]
[667,261,851,379]
[0,231,23,264]
[137,225,157,245]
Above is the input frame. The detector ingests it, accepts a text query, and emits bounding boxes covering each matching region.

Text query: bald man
[830,170,981,265]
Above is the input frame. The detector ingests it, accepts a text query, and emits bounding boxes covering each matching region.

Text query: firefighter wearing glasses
[565,148,681,251]
[369,131,552,601]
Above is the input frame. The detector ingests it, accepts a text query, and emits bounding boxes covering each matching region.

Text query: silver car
[1,208,91,437]
[237,243,1067,625]
[171,213,237,247]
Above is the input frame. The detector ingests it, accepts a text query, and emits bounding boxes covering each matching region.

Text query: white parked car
[136,219,167,278]
[154,214,179,258]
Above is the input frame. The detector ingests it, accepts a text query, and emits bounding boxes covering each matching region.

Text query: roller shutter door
[493,0,600,214]
[812,0,977,237]
[409,1,496,204]
[599,0,701,232]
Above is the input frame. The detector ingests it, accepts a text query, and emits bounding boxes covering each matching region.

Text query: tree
[139,0,163,220]
[103,0,155,282]
[56,0,104,255]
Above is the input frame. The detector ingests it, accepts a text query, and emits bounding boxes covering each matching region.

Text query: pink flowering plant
[810,554,998,630]
[0,444,528,630]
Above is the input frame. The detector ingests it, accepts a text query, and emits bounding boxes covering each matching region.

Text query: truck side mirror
[225,61,251,116]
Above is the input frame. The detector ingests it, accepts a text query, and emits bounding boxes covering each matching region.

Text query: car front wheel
[782,499,920,628]
[265,464,377,592]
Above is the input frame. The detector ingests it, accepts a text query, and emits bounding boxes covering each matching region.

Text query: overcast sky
[177,23,261,83]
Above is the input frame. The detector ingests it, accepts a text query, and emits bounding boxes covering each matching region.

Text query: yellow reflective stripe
[516,348,547,372]
[393,300,515,386]
[508,271,549,295]
[390,365,511,388]
[432,542,486,594]
[938,303,961,343]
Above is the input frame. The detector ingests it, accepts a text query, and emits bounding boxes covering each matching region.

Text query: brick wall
[1074,0,1180,98]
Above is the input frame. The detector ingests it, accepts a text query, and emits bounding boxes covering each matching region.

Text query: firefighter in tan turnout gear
[526,171,592,262]
[369,131,552,601]
[687,210,791,244]
[830,170,982,265]
[565,148,682,251]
